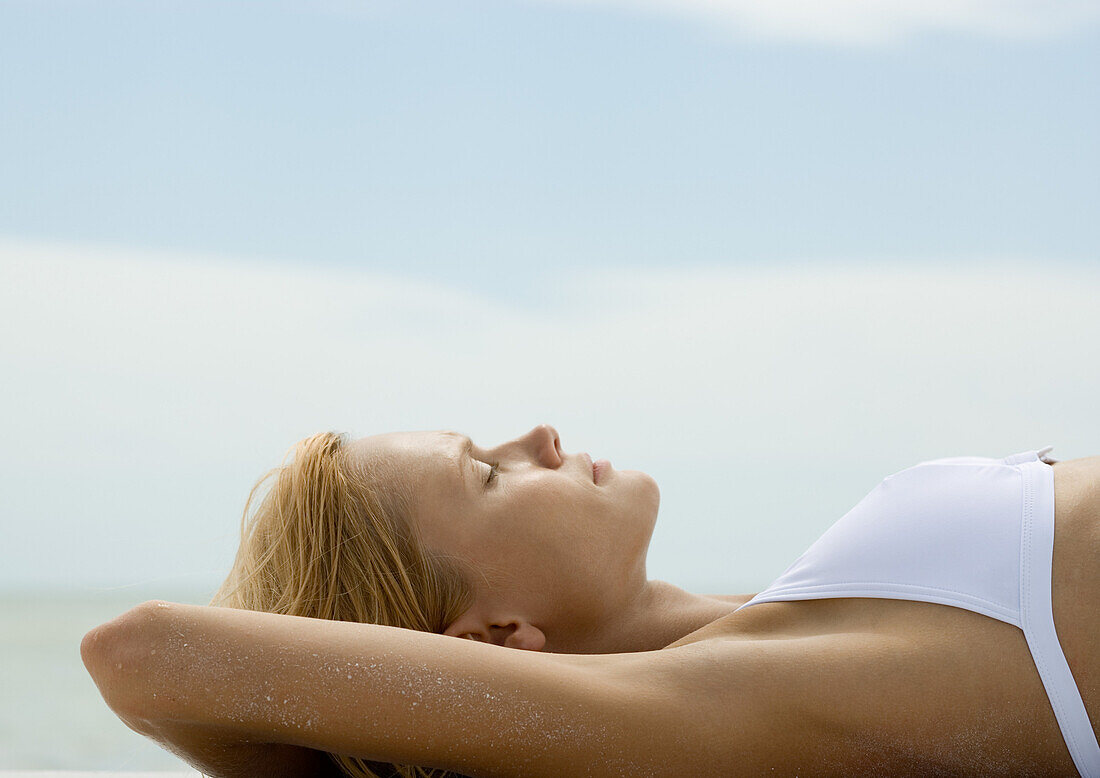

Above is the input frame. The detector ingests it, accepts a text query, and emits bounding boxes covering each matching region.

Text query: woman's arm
[113,718,342,778]
[81,599,744,777]
[82,603,344,777]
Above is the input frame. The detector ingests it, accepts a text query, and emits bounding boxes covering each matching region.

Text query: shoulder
[1053,455,1100,513]
[1052,456,1100,749]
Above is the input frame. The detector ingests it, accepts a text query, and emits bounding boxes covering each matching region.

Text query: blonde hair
[210,431,475,778]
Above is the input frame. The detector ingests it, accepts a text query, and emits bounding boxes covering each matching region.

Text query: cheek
[503,478,633,555]
[511,495,596,558]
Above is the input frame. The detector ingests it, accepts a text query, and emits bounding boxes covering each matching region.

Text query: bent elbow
[81,600,172,719]
[80,618,114,674]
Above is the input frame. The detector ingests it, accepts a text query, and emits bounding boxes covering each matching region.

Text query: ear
[444,612,546,651]
[496,621,546,651]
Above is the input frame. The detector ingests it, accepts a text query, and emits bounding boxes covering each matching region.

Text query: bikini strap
[1003,446,1057,466]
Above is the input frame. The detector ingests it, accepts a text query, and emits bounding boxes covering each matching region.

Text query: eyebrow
[443,432,479,491]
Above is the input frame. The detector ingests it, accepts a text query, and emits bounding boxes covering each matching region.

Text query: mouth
[583,453,612,485]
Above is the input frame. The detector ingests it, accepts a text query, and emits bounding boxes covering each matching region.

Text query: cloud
[536,0,1100,44]
[2,238,1099,594]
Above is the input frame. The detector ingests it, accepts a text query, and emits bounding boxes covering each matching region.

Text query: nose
[524,423,562,468]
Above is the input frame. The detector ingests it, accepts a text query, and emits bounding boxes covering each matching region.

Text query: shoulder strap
[1003,446,1057,466]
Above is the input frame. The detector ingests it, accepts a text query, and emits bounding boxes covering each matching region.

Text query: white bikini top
[736,446,1059,628]
[735,447,1100,778]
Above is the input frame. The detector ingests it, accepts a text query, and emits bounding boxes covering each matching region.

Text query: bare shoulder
[1053,454,1100,512]
[83,600,782,777]
[1051,454,1100,747]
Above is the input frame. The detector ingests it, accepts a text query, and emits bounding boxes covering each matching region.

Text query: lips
[580,452,611,484]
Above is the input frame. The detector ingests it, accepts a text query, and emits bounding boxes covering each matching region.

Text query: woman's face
[345,424,660,650]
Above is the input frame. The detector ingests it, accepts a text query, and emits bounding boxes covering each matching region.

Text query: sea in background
[0,589,210,771]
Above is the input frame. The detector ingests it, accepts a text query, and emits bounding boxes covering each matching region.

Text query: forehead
[345,430,469,497]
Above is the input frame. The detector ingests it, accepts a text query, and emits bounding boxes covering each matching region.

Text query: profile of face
[344,425,660,652]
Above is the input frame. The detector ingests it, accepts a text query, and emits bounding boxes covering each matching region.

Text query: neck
[555,580,752,654]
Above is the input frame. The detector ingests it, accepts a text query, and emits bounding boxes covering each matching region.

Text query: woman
[82,424,1100,777]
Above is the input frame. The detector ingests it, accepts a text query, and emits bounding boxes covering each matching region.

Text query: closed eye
[486,462,500,486]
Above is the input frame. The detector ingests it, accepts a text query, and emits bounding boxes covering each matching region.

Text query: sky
[1,0,1099,597]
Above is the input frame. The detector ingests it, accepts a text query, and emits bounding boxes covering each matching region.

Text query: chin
[632,466,658,488]
[621,469,661,515]
[622,470,660,559]
[641,470,660,505]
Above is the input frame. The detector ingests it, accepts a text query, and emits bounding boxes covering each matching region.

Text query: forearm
[135,719,343,778]
[80,599,654,778]
[81,603,344,778]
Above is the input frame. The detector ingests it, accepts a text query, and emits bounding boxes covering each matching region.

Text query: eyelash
[486,462,500,486]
